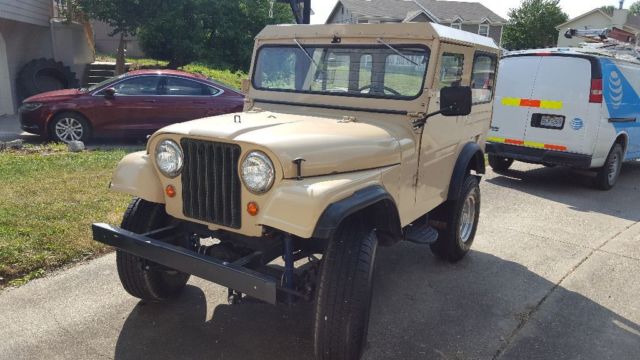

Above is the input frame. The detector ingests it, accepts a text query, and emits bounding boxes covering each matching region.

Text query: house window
[479,24,490,37]
[451,22,462,30]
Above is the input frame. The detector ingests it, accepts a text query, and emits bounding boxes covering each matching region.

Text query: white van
[486,49,640,189]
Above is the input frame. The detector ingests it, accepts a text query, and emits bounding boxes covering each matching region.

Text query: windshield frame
[251,43,431,101]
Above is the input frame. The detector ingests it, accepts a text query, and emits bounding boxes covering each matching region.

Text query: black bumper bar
[92,223,278,304]
[486,142,592,169]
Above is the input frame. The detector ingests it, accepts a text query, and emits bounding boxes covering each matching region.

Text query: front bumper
[19,110,47,136]
[486,142,592,169]
[92,223,278,304]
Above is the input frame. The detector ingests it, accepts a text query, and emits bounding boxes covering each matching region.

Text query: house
[91,20,145,58]
[326,0,506,46]
[556,8,640,47]
[0,0,93,116]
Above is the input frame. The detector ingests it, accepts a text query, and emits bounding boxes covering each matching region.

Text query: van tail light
[590,79,603,103]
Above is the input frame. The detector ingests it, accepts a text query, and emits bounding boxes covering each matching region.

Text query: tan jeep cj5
[93,22,499,359]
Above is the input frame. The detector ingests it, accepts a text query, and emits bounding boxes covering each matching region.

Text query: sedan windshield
[252,44,429,99]
[86,74,127,92]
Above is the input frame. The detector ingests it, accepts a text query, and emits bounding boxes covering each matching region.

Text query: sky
[310,0,632,24]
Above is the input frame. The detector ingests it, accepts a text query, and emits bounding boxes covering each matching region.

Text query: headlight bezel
[155,139,184,178]
[240,150,275,194]
[19,102,43,112]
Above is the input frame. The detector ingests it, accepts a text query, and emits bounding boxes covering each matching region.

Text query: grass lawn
[0,144,134,287]
[95,54,248,89]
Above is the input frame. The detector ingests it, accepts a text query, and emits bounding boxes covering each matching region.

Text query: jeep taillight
[590,79,603,103]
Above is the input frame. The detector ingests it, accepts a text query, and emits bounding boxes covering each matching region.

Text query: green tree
[630,1,640,16]
[600,5,615,16]
[205,0,294,70]
[138,0,208,69]
[502,0,569,50]
[78,0,152,74]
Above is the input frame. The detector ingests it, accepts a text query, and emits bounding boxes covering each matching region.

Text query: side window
[358,54,373,91]
[112,76,161,95]
[384,52,427,97]
[438,53,464,89]
[312,52,350,92]
[471,53,497,104]
[164,77,212,96]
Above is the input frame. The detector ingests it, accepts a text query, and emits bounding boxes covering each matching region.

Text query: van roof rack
[563,27,640,63]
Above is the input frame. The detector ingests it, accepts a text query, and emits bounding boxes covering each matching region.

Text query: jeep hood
[158,111,402,179]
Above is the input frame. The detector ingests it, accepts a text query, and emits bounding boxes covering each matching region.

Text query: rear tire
[594,144,623,190]
[116,198,190,302]
[430,175,480,262]
[488,154,514,172]
[314,216,377,360]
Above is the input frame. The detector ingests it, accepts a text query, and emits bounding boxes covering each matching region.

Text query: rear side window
[471,53,497,104]
[438,53,464,88]
[164,77,218,96]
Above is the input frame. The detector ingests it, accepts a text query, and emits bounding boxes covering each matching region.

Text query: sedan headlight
[241,151,275,193]
[155,140,183,178]
[19,102,43,112]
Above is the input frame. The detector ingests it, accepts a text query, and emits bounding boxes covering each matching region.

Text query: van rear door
[489,56,542,144]
[523,55,596,154]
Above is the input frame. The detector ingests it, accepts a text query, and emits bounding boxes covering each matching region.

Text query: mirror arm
[411,106,453,130]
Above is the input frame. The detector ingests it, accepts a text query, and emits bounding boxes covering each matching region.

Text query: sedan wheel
[51,113,90,143]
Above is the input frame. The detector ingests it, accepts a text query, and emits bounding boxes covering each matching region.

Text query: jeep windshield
[252,44,429,99]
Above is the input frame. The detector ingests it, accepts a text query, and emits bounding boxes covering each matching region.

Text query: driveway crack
[491,220,640,360]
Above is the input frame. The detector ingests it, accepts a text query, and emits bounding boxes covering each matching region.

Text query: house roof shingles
[337,0,506,23]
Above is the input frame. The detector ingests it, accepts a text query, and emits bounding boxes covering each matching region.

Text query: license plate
[540,115,564,128]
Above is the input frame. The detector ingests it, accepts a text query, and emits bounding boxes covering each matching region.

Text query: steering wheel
[358,84,401,96]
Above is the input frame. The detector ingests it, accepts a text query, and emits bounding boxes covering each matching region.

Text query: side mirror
[103,88,116,99]
[440,86,472,116]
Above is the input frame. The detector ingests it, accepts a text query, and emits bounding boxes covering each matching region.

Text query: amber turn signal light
[247,201,259,216]
[165,185,176,198]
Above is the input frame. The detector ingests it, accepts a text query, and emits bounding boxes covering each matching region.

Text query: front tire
[50,112,91,143]
[488,154,514,172]
[314,216,377,360]
[116,198,190,302]
[430,175,480,262]
[594,144,623,191]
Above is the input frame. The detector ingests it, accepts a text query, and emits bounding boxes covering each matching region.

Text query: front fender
[258,167,396,239]
[109,151,165,204]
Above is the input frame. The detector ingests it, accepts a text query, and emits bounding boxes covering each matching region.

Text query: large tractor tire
[16,58,78,101]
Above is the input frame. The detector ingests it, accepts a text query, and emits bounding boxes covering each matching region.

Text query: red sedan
[18,70,245,142]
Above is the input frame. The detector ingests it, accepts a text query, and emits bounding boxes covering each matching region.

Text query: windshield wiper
[293,38,320,68]
[376,38,420,66]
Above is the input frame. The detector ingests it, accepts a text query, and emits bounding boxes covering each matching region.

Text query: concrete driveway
[1,162,639,360]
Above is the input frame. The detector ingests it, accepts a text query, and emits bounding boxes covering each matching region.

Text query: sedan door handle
[143,99,158,103]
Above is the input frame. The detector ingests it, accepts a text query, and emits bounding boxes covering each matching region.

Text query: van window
[471,53,497,104]
[439,53,464,88]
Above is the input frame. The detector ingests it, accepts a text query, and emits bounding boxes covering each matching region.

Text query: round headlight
[241,151,275,193]
[155,140,183,178]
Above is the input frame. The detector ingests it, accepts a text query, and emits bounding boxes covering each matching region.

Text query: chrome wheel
[459,193,476,243]
[608,152,621,184]
[54,117,84,142]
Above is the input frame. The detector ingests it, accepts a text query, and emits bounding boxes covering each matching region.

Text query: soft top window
[252,44,430,100]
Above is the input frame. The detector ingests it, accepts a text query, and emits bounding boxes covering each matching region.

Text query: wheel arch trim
[312,185,402,243]
[447,142,485,201]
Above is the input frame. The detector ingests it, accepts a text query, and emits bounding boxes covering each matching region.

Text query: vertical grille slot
[181,139,242,228]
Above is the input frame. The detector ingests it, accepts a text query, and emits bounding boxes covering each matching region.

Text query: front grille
[181,139,242,228]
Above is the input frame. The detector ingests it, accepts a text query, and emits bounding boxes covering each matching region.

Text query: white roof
[430,23,499,50]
